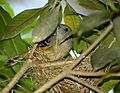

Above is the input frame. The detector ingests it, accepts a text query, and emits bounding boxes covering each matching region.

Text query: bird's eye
[64,28,69,32]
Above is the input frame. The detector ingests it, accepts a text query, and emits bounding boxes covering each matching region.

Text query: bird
[37,24,72,61]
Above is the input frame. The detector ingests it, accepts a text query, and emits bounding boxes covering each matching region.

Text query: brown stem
[70,71,106,77]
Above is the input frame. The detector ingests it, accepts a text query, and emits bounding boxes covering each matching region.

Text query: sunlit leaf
[0,0,14,17]
[19,79,36,91]
[13,79,36,93]
[64,2,81,52]
[91,48,120,71]
[2,7,46,40]
[77,0,106,11]
[32,4,60,43]
[64,2,81,31]
[102,80,119,92]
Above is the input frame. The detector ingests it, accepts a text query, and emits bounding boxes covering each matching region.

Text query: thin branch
[111,73,120,77]
[70,71,106,77]
[33,22,113,93]
[52,0,58,9]
[1,44,38,93]
[30,44,38,58]
[68,75,105,93]
[34,60,74,68]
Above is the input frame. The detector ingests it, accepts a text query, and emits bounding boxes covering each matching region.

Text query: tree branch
[70,71,106,77]
[34,60,74,68]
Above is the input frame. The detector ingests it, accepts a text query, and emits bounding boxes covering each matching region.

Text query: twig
[68,75,105,93]
[52,0,58,9]
[111,73,120,77]
[70,71,106,77]
[34,60,74,68]
[33,22,113,93]
[1,44,38,93]
[30,44,38,58]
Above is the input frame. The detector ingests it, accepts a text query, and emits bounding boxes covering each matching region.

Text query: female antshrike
[38,24,72,61]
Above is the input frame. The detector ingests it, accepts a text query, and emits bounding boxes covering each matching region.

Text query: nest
[23,46,101,93]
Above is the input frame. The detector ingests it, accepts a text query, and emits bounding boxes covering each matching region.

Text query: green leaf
[64,2,81,32]
[99,0,118,12]
[0,55,8,68]
[0,5,27,59]
[77,11,113,37]
[32,4,60,43]
[59,6,62,23]
[76,40,87,53]
[11,61,24,73]
[102,80,119,92]
[0,0,14,17]
[19,79,36,91]
[91,48,120,71]
[21,29,32,45]
[109,65,120,73]
[2,7,45,40]
[0,66,15,79]
[99,32,115,48]
[0,58,15,80]
[113,16,120,46]
[77,0,106,11]
[114,81,120,93]
[13,79,36,93]
[0,35,28,58]
[0,6,12,40]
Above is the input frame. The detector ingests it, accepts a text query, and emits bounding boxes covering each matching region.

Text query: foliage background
[0,0,120,93]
